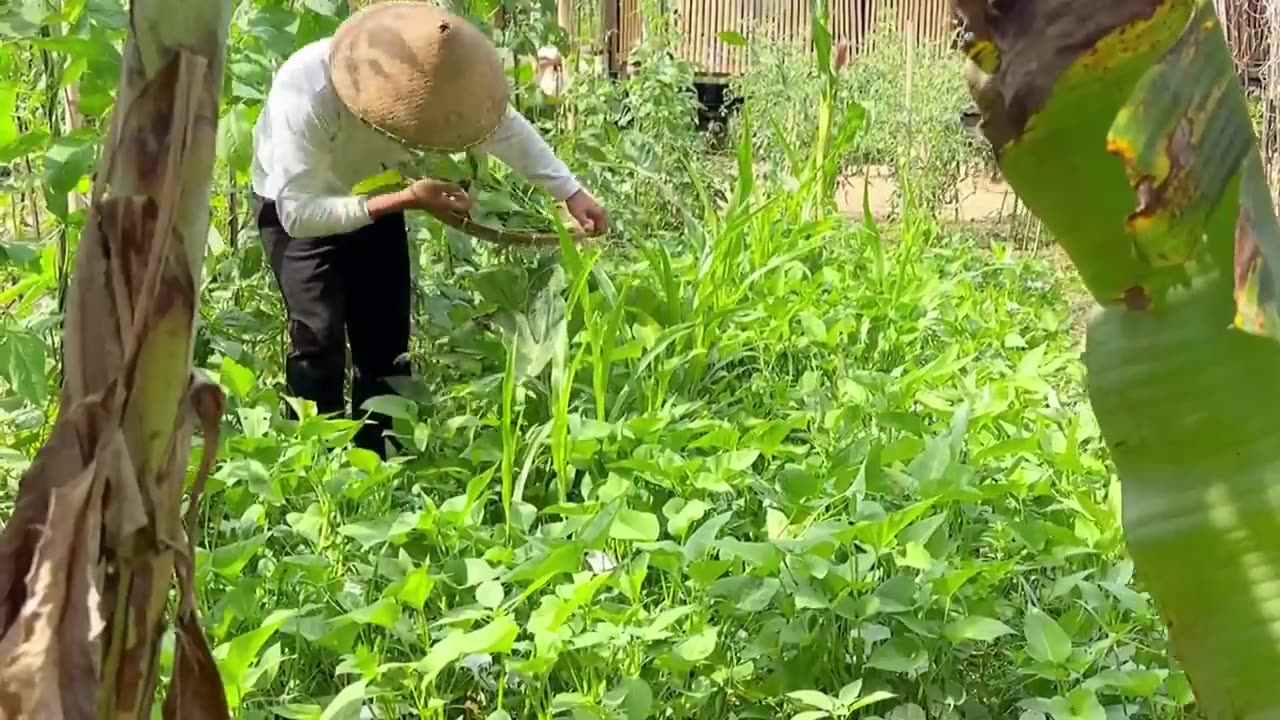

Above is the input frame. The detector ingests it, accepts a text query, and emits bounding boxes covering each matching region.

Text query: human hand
[408,178,472,215]
[565,189,608,236]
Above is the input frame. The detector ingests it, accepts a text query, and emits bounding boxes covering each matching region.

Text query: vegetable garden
[0,0,1273,718]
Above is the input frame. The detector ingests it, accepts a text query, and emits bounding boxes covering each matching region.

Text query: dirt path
[834,165,1028,225]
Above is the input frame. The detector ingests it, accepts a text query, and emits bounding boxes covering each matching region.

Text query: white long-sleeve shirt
[250,39,582,239]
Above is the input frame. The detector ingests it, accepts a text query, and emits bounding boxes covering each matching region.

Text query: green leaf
[1063,686,1106,720]
[605,677,654,720]
[664,498,709,537]
[417,616,519,681]
[810,0,833,79]
[209,535,267,579]
[342,598,400,628]
[476,580,505,609]
[215,609,297,708]
[286,504,324,545]
[0,331,47,406]
[866,636,927,674]
[241,642,284,698]
[786,691,836,712]
[610,508,660,542]
[0,129,50,164]
[217,103,257,175]
[898,541,932,570]
[338,517,396,549]
[219,356,256,399]
[684,511,733,563]
[836,680,863,706]
[711,575,781,612]
[675,626,718,663]
[503,541,581,589]
[1087,668,1164,698]
[855,693,902,712]
[0,241,39,267]
[359,394,417,422]
[455,557,503,587]
[42,132,95,196]
[394,566,434,610]
[0,9,40,37]
[351,167,403,194]
[271,703,324,719]
[301,0,338,16]
[858,497,937,551]
[512,277,569,380]
[718,30,747,47]
[718,538,782,571]
[883,702,924,719]
[473,265,529,309]
[944,615,1015,644]
[473,188,523,215]
[797,311,828,345]
[0,83,17,148]
[319,680,369,720]
[207,225,226,255]
[1024,608,1072,665]
[718,448,760,472]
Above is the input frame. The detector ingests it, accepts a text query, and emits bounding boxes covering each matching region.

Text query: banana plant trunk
[0,0,233,717]
[954,0,1280,715]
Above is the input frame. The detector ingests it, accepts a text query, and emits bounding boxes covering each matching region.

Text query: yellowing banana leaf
[957,0,1280,715]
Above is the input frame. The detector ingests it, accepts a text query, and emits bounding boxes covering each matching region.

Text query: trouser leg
[344,211,413,457]
[255,196,347,420]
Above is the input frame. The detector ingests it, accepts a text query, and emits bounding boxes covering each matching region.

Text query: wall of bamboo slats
[611,0,956,77]
[618,0,646,70]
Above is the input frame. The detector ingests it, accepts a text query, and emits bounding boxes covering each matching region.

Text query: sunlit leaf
[718,30,747,47]
[610,509,660,542]
[675,626,718,663]
[944,616,1015,644]
[0,83,17,148]
[1024,608,1072,665]
[318,680,369,720]
[786,690,836,712]
[417,616,519,681]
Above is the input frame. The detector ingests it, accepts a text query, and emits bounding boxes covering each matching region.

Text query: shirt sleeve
[476,105,582,201]
[270,90,373,239]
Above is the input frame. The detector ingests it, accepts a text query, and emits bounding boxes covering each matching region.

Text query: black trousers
[254,195,411,457]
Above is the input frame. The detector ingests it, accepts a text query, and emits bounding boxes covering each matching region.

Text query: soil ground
[834,164,1019,224]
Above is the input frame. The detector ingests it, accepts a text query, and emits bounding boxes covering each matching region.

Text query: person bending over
[251,1,607,456]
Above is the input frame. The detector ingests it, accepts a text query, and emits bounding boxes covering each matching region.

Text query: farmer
[251,1,608,456]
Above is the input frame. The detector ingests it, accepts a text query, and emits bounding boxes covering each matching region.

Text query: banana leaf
[956,0,1280,714]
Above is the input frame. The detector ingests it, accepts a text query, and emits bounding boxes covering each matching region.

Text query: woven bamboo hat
[329,1,509,151]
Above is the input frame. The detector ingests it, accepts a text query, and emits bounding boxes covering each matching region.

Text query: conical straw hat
[330,1,509,151]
